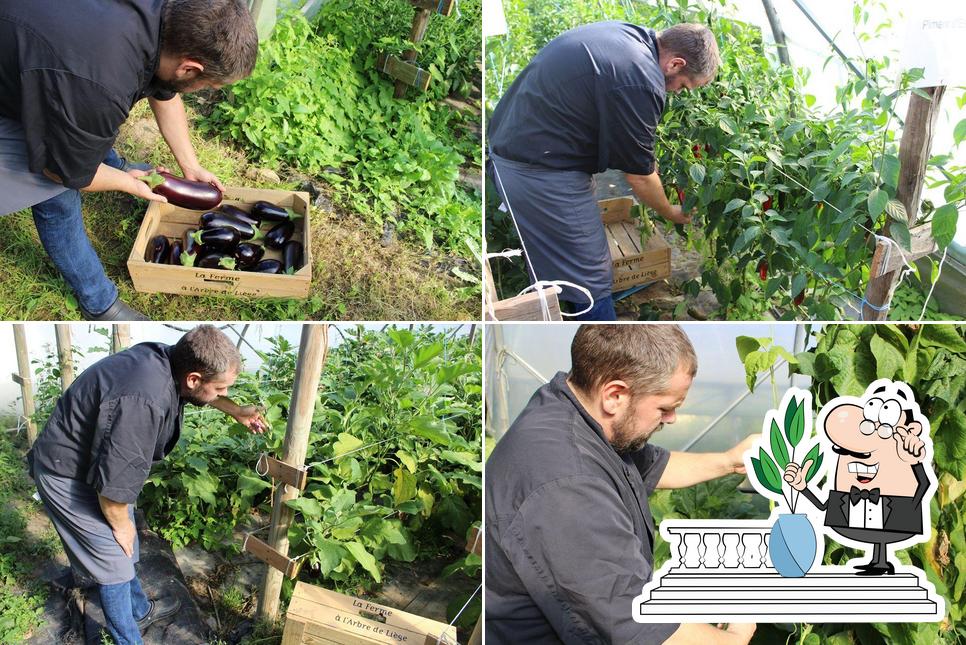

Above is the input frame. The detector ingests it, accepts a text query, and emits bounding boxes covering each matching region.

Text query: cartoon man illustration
[783,380,933,576]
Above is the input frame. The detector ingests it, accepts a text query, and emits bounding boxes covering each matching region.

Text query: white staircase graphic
[634,521,945,623]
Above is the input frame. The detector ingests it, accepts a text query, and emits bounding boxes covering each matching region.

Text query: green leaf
[413,341,444,368]
[732,226,761,254]
[802,443,823,482]
[392,466,417,504]
[920,325,966,353]
[331,516,364,540]
[791,274,807,298]
[689,164,706,184]
[409,416,453,446]
[312,536,347,575]
[786,399,805,447]
[440,450,482,471]
[332,432,364,459]
[770,419,789,469]
[783,396,799,439]
[396,450,417,473]
[891,219,911,252]
[736,336,762,363]
[184,472,219,505]
[879,155,901,190]
[285,497,323,520]
[751,452,782,494]
[932,204,958,250]
[345,541,381,583]
[718,117,736,135]
[237,473,272,497]
[954,118,966,145]
[870,333,905,380]
[867,187,888,218]
[884,199,906,223]
[724,198,745,214]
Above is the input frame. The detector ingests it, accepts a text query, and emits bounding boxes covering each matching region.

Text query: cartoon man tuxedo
[784,380,934,576]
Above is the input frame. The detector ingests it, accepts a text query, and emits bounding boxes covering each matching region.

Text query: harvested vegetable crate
[127,187,311,299]
[281,582,457,645]
[599,196,671,290]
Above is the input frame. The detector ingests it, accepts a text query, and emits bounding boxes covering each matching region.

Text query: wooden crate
[282,582,458,645]
[599,197,671,290]
[127,187,311,299]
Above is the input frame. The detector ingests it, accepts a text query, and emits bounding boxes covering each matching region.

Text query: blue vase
[769,513,817,577]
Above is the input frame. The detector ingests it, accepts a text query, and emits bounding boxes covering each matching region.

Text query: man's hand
[112,519,136,558]
[127,168,168,203]
[724,435,757,475]
[661,204,693,225]
[721,623,756,643]
[233,405,269,434]
[180,165,225,192]
[783,459,813,492]
[894,425,925,464]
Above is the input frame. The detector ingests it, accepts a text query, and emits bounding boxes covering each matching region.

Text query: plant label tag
[634,381,946,624]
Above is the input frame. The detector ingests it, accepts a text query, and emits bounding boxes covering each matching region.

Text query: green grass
[0,102,479,321]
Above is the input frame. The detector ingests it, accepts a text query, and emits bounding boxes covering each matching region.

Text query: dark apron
[0,116,71,216]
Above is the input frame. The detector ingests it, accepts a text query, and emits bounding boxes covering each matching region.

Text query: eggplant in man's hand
[265,220,294,250]
[200,211,264,241]
[139,172,222,210]
[190,227,240,252]
[147,235,169,263]
[251,200,303,223]
[282,240,303,274]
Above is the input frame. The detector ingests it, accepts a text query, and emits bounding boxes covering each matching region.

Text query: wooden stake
[54,325,75,390]
[394,7,433,98]
[12,325,37,445]
[257,324,329,622]
[863,86,945,320]
[111,325,131,354]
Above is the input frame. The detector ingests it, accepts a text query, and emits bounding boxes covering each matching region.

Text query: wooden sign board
[258,454,309,491]
[410,0,455,17]
[282,582,457,645]
[377,54,432,92]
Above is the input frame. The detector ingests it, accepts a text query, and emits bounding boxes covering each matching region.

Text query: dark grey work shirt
[485,372,678,644]
[28,342,185,505]
[0,0,175,189]
[489,21,666,176]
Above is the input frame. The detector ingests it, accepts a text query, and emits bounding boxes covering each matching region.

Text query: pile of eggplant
[146,200,304,275]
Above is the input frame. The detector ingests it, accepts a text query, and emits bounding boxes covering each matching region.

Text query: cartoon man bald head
[784,380,934,575]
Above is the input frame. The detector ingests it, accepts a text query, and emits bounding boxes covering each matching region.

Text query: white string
[241,523,271,552]
[255,453,269,477]
[518,280,595,317]
[485,248,523,260]
[435,583,482,645]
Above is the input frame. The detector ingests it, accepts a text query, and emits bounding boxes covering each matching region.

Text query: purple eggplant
[197,252,237,270]
[200,211,264,241]
[190,226,240,252]
[219,204,261,229]
[168,240,183,266]
[180,228,199,267]
[234,242,265,268]
[282,240,303,274]
[249,259,282,273]
[139,172,222,210]
[251,200,303,223]
[147,234,169,263]
[265,220,294,250]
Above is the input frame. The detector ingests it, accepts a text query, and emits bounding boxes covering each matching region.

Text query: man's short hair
[171,325,242,381]
[657,23,720,80]
[161,0,259,83]
[569,325,697,397]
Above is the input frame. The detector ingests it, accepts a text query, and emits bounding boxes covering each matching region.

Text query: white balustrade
[662,522,774,571]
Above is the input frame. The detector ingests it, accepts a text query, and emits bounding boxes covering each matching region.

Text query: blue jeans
[566,294,617,321]
[30,149,128,314]
[99,575,150,645]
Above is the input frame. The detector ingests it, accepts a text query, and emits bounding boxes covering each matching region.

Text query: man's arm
[656,436,757,489]
[626,171,691,225]
[208,396,268,434]
[97,494,135,557]
[665,623,756,645]
[44,165,166,202]
[148,96,224,190]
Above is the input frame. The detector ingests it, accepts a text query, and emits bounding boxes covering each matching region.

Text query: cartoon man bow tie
[783,379,934,576]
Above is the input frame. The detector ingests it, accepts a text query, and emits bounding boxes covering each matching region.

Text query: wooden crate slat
[487,287,562,321]
[377,54,431,92]
[620,220,644,254]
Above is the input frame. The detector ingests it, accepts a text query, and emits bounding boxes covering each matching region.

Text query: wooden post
[863,86,945,320]
[12,325,38,445]
[257,324,329,622]
[111,325,131,354]
[54,325,75,390]
[394,7,433,98]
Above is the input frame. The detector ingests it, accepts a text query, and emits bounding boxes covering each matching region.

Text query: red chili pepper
[692,144,702,159]
[705,143,711,153]
[757,260,768,281]
[676,187,685,205]
[763,196,773,211]
[794,291,805,306]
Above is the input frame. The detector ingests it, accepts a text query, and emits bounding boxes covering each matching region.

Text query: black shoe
[853,562,877,571]
[856,562,895,576]
[136,595,181,631]
[80,296,150,321]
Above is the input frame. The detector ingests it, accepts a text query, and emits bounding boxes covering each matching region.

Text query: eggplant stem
[138,173,165,189]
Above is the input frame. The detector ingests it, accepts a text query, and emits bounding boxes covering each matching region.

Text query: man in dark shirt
[486,325,756,644]
[28,325,268,644]
[487,23,719,320]
[0,0,258,320]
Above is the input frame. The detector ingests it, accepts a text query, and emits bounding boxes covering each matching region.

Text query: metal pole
[54,325,75,390]
[760,0,792,68]
[12,325,38,445]
[257,324,329,622]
